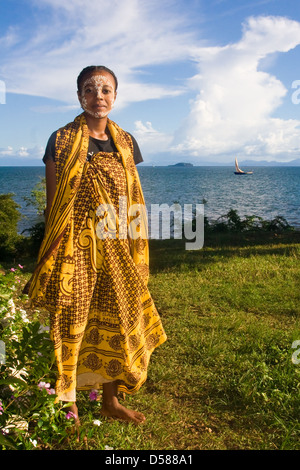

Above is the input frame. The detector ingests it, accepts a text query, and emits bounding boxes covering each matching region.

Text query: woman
[26,65,167,425]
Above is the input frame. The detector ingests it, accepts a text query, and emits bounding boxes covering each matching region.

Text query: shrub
[0,194,23,259]
[22,221,45,256]
[207,209,293,233]
[0,266,75,450]
[22,179,46,257]
[23,177,46,217]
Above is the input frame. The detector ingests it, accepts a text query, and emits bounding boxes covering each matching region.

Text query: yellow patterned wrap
[27,114,167,400]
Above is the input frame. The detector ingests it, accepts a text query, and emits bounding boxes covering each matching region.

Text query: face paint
[80,74,115,118]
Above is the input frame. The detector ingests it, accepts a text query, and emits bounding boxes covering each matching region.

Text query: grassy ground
[3,230,300,450]
[71,231,299,450]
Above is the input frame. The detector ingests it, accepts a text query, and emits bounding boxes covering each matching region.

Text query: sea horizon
[0,165,299,233]
[1,164,300,168]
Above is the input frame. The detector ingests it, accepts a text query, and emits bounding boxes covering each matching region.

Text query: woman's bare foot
[100,381,145,425]
[65,403,82,441]
[100,401,146,425]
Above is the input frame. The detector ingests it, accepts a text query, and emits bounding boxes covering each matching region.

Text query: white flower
[93,419,102,426]
[38,381,50,390]
[38,325,50,333]
[19,308,29,323]
[21,312,29,323]
[5,416,28,431]
[29,438,37,447]
[7,299,16,314]
[105,445,114,450]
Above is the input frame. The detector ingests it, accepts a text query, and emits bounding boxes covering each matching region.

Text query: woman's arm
[45,159,56,223]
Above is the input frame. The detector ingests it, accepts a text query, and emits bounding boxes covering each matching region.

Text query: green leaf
[0,432,18,450]
[0,293,11,300]
[0,376,26,386]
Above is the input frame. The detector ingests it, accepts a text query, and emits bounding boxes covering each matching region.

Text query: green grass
[71,231,300,450]
[2,230,300,450]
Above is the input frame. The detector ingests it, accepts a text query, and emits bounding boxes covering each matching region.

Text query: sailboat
[234,157,253,175]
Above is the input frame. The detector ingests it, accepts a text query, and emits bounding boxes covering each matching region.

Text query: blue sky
[1,0,300,165]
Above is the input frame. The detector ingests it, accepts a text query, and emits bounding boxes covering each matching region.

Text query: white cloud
[1,0,193,107]
[172,16,300,161]
[2,4,300,163]
[0,146,44,160]
[29,104,80,114]
[0,146,14,156]
[133,121,173,155]
[0,25,20,49]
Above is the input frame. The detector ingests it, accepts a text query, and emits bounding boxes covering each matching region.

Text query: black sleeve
[42,131,57,163]
[42,130,144,165]
[128,133,143,165]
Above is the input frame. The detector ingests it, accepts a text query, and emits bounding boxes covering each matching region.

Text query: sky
[1,0,300,166]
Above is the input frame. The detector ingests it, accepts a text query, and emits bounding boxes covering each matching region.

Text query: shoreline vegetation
[0,191,299,450]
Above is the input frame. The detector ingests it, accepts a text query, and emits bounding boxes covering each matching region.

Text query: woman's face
[78,71,117,119]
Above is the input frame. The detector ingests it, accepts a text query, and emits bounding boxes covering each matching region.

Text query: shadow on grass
[149,231,300,273]
[1,230,299,275]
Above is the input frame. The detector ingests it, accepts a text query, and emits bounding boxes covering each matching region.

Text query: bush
[207,209,294,233]
[184,207,294,239]
[23,177,46,217]
[21,179,46,257]
[22,221,45,256]
[0,266,75,450]
[0,182,46,260]
[0,194,23,259]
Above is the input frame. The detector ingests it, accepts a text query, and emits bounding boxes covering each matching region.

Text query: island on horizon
[168,162,194,167]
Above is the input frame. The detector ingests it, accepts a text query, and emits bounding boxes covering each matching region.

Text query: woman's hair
[77,66,118,92]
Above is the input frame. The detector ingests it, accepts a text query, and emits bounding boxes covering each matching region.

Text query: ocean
[0,165,299,234]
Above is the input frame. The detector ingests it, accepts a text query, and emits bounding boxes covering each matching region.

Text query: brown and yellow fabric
[27,113,167,401]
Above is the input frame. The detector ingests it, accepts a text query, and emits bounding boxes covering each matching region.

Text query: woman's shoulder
[46,118,78,145]
[43,119,79,163]
[108,120,143,165]
[127,132,143,165]
[42,131,57,163]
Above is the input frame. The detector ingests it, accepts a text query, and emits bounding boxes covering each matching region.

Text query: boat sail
[234,157,253,175]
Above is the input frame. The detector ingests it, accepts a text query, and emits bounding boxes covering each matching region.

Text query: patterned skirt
[42,151,167,401]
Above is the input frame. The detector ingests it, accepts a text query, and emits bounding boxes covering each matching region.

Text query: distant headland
[168,162,194,167]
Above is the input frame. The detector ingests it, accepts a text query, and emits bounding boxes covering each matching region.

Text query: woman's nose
[95,88,104,98]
